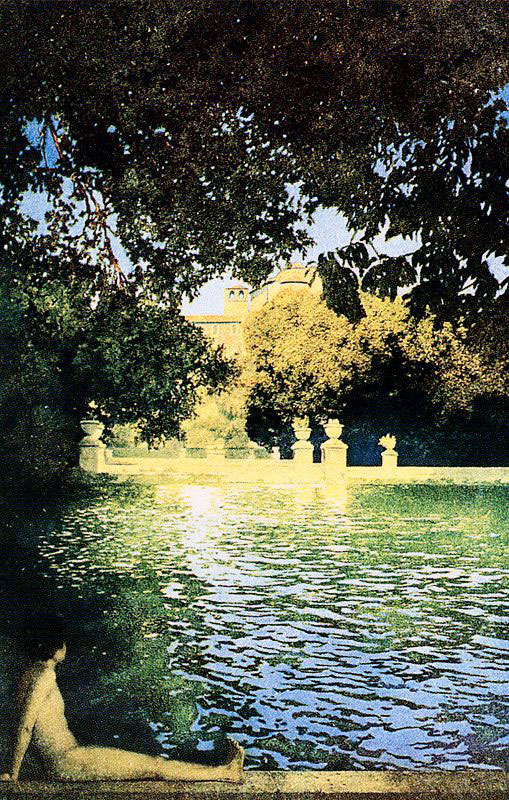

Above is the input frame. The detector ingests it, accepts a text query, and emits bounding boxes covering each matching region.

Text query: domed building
[250,263,322,312]
[185,264,322,356]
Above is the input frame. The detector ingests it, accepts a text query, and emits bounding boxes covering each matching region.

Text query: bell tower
[224,285,249,319]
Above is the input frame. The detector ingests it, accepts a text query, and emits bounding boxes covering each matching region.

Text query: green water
[1,482,508,772]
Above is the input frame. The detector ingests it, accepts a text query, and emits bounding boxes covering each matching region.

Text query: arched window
[229,290,235,300]
[238,290,244,300]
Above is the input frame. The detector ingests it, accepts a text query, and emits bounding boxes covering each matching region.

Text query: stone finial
[379,434,397,452]
[379,433,398,468]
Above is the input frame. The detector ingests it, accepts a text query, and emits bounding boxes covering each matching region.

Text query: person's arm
[6,667,52,781]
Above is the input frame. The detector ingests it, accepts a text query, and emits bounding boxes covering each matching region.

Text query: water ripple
[36,483,509,770]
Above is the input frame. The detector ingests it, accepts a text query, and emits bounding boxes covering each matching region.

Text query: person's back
[24,664,77,762]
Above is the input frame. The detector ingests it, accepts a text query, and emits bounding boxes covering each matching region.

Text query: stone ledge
[101,458,509,485]
[0,771,507,799]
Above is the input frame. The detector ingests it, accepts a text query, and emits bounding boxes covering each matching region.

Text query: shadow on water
[0,484,232,778]
[0,480,508,773]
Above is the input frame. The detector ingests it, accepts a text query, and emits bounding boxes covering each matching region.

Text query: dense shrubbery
[0,276,232,492]
[242,290,508,465]
[181,391,250,451]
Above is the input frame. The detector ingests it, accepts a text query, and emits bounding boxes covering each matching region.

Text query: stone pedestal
[321,419,348,469]
[381,449,398,469]
[379,434,398,469]
[79,419,106,473]
[292,419,313,463]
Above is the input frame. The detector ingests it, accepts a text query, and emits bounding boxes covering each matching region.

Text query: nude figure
[0,624,244,783]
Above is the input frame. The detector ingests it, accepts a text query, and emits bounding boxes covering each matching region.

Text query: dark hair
[23,614,66,662]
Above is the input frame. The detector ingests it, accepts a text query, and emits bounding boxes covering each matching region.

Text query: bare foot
[223,739,245,783]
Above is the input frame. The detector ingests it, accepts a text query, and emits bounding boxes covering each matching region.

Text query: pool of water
[7,482,509,771]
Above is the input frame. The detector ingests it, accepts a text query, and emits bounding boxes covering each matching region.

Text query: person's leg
[52,739,244,782]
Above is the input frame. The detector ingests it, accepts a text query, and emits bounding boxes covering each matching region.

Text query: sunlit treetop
[242,288,506,426]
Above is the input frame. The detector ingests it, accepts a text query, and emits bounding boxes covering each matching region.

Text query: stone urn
[293,421,311,442]
[323,419,344,441]
[80,419,105,443]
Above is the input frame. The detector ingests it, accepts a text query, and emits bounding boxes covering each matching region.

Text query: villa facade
[185,264,322,356]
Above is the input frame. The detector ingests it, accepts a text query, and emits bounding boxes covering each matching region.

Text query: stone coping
[0,771,507,799]
[102,458,509,486]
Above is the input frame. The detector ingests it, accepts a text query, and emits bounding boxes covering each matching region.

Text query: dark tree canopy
[1,0,508,313]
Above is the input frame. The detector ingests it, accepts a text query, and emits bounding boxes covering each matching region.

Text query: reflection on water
[35,483,509,770]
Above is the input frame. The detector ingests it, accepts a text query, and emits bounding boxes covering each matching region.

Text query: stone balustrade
[206,439,226,460]
[76,417,410,477]
[79,417,402,474]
